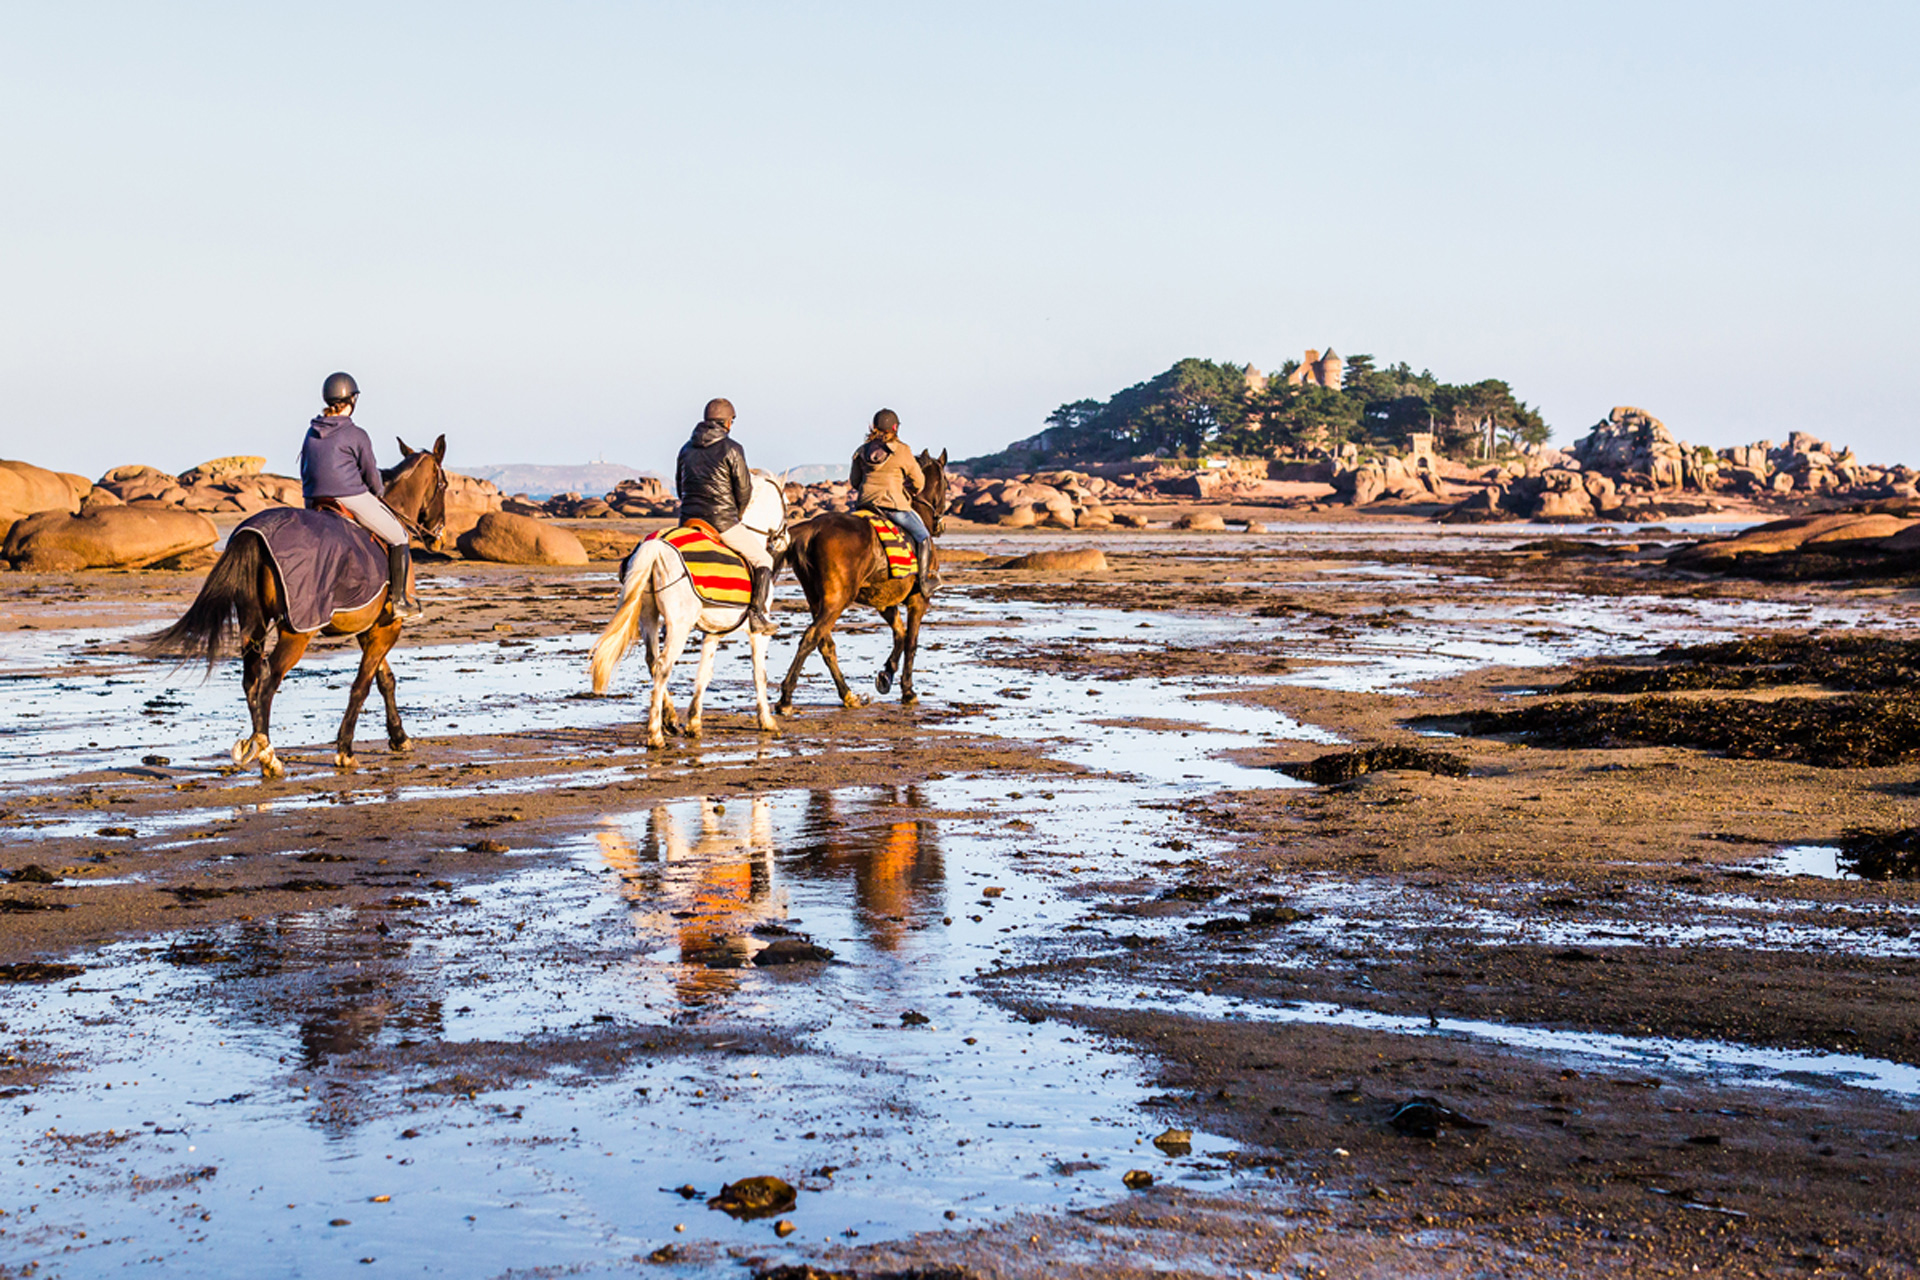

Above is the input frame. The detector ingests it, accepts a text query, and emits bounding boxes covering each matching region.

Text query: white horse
[589,473,791,749]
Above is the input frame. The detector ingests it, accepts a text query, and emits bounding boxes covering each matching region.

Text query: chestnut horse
[775,450,948,712]
[148,437,449,780]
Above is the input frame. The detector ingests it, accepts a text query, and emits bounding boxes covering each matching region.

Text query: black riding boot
[387,542,422,620]
[747,565,776,634]
[916,538,940,594]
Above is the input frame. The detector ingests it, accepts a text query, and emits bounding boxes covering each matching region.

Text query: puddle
[1754,845,1856,881]
[0,780,1242,1275]
[1015,985,1920,1099]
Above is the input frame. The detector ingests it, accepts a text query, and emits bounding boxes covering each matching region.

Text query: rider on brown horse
[676,397,776,634]
[851,408,939,590]
[300,371,423,618]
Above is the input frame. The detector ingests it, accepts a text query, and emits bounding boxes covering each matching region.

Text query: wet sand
[1,523,1917,1278]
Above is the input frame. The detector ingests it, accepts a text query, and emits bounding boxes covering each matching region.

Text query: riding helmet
[872,408,899,435]
[322,371,360,406]
[703,397,736,425]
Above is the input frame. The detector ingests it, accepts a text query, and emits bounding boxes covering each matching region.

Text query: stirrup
[391,594,424,620]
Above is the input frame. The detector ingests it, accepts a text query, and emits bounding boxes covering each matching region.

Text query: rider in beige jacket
[850,408,936,587]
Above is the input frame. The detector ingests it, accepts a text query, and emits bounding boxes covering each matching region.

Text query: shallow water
[1,557,1913,1275]
[0,780,1244,1276]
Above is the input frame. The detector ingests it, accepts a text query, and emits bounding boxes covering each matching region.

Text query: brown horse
[775,450,948,712]
[149,437,449,780]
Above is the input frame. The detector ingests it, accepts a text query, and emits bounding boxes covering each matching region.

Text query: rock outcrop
[456,511,588,566]
[3,506,218,571]
[0,459,82,531]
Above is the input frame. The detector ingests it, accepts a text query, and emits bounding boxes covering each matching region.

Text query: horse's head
[388,435,450,551]
[748,471,791,558]
[915,449,949,536]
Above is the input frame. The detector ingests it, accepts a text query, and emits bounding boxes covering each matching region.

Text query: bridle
[737,475,790,549]
[390,456,449,546]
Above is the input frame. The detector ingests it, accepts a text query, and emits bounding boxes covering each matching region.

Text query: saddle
[856,509,918,580]
[305,497,381,546]
[646,519,753,607]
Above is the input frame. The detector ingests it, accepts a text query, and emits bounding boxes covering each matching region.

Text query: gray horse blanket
[236,507,387,634]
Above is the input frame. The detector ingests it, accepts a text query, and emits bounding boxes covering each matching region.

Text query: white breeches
[335,492,410,547]
[718,522,773,572]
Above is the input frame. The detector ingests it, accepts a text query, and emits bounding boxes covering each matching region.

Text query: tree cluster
[997,355,1548,465]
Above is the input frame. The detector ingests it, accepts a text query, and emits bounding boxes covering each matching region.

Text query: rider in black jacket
[675,398,774,633]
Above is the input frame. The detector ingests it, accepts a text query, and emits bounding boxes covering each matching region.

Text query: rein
[386,457,449,544]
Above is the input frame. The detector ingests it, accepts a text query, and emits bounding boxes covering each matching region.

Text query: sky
[3,1,1915,481]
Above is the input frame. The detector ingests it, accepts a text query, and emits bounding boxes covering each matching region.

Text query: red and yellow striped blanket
[645,521,752,606]
[858,509,917,578]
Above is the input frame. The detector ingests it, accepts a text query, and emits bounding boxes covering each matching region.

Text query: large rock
[442,471,505,538]
[1571,407,1695,490]
[457,511,588,565]
[1801,514,1919,546]
[178,455,268,486]
[1003,548,1109,574]
[1333,464,1387,506]
[1667,512,1878,567]
[0,460,82,525]
[1171,511,1228,531]
[996,504,1038,529]
[3,506,217,571]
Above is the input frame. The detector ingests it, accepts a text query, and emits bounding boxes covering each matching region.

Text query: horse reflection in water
[597,797,779,1009]
[784,787,943,953]
[593,788,944,1008]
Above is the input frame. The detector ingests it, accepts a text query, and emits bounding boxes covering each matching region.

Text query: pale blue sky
[3,1,1914,479]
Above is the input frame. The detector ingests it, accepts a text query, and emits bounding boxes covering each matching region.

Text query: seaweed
[1837,826,1920,881]
[1454,692,1920,769]
[1560,634,1920,696]
[1278,746,1471,785]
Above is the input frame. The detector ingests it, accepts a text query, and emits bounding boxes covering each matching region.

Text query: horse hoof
[684,722,703,739]
[259,751,285,782]
[875,671,893,695]
[390,737,412,754]
[334,751,356,771]
[901,692,919,706]
[647,737,668,750]
[775,702,795,717]
[843,693,869,709]
[233,735,264,766]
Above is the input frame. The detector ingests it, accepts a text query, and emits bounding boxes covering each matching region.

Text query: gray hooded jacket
[300,415,385,501]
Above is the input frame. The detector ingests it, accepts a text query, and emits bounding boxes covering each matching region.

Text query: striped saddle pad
[858,509,918,578]
[646,522,752,606]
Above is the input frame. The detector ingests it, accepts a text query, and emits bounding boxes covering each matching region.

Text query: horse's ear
[432,434,446,463]
[396,436,416,457]
[939,449,948,465]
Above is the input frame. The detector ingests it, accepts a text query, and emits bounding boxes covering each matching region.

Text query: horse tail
[146,531,268,671]
[590,540,664,695]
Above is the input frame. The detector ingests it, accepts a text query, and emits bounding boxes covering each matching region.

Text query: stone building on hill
[1285,347,1344,390]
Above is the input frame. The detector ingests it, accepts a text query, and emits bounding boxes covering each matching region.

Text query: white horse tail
[590,540,666,695]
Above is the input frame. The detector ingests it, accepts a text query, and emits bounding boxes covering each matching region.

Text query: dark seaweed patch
[1450,692,1920,769]
[1837,827,1920,881]
[0,962,85,983]
[1277,746,1471,785]
[1560,635,1920,696]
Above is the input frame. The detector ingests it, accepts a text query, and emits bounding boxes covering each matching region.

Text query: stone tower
[1314,348,1343,390]
[1284,346,1342,389]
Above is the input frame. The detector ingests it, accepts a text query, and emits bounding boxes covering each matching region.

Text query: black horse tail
[147,531,268,671]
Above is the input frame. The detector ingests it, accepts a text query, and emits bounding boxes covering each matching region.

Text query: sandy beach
[0,518,1916,1277]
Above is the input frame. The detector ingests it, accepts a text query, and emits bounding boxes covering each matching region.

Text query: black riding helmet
[323,371,360,406]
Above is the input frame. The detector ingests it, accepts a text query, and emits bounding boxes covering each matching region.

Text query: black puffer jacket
[676,422,753,531]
